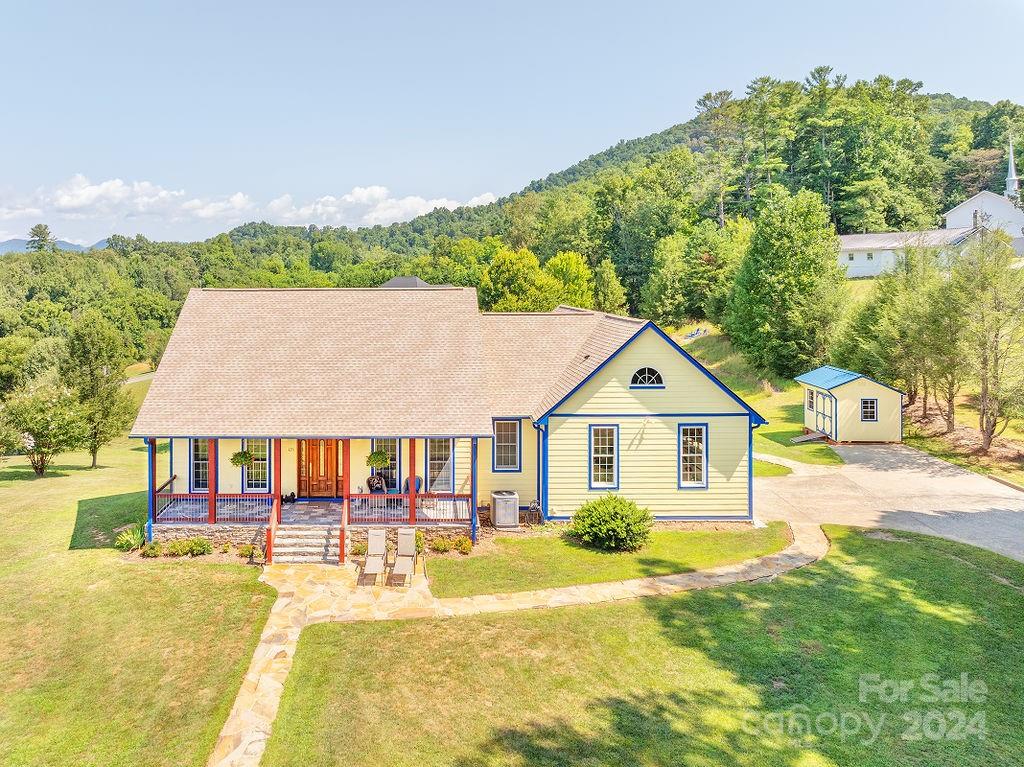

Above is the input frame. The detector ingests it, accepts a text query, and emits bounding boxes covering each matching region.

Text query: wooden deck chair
[391,527,417,586]
[362,528,387,585]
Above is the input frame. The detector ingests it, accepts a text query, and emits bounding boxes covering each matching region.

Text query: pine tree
[593,259,628,315]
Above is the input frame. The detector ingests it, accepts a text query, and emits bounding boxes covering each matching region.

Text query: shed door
[815,393,832,436]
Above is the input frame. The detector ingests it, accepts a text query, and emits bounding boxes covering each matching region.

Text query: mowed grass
[264,526,1024,767]
[427,522,791,598]
[753,459,792,476]
[0,437,275,767]
[681,329,842,466]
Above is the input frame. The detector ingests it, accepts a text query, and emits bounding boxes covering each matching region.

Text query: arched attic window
[630,367,664,389]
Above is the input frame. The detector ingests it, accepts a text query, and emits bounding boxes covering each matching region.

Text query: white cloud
[0,175,498,242]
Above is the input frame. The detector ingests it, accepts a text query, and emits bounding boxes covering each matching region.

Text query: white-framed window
[191,439,209,492]
[589,425,618,490]
[426,438,454,493]
[860,398,878,422]
[630,367,664,388]
[493,420,521,472]
[806,389,815,410]
[678,424,708,489]
[243,438,269,492]
[372,438,400,490]
[867,252,874,261]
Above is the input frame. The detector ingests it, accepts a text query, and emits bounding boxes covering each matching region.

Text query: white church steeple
[1006,136,1020,198]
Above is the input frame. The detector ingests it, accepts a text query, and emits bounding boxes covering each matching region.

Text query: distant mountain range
[0,238,107,254]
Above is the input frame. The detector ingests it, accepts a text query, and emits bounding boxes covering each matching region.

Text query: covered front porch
[143,435,480,562]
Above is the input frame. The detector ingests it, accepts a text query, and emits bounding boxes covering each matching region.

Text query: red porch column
[273,438,282,523]
[408,438,417,524]
[207,438,217,524]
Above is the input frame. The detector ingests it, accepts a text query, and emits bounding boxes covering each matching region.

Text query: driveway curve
[756,444,1024,562]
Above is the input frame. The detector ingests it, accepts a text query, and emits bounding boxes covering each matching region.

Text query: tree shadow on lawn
[557,535,699,575]
[458,530,1023,766]
[69,491,147,550]
[0,463,93,482]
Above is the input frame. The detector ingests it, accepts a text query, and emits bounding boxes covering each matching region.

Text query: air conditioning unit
[491,490,519,528]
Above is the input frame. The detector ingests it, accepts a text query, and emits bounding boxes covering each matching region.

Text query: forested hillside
[2,66,1023,389]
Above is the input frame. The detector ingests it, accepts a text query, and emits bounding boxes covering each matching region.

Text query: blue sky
[2,0,1022,243]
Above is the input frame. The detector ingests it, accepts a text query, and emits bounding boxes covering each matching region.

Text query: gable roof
[133,290,765,438]
[795,365,904,394]
[131,287,492,439]
[380,276,438,288]
[838,228,977,251]
[943,189,1013,217]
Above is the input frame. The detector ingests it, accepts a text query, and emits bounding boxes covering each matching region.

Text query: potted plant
[366,448,389,472]
[230,449,255,469]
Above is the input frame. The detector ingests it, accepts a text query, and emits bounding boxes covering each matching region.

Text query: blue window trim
[188,438,211,493]
[629,367,665,389]
[629,385,666,390]
[677,422,709,490]
[241,438,271,494]
[370,437,403,493]
[423,437,455,493]
[860,398,879,422]
[537,322,766,425]
[492,418,522,473]
[587,423,620,491]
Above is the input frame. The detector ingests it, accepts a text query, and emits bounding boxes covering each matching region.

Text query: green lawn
[427,522,791,598]
[754,459,792,476]
[264,526,1024,767]
[682,330,842,466]
[0,437,275,766]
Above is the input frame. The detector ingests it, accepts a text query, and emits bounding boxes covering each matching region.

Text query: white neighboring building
[839,140,1023,277]
[838,228,979,278]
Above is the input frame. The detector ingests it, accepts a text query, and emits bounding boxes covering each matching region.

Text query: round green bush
[568,494,653,551]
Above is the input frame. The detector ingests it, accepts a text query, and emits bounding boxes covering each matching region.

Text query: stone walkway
[207,520,829,767]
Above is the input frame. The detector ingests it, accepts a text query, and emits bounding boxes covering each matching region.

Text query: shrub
[187,537,213,556]
[415,529,425,553]
[115,525,145,552]
[429,536,454,553]
[220,542,231,553]
[164,539,189,557]
[452,535,472,555]
[568,494,653,551]
[140,542,162,558]
[350,542,368,556]
[237,544,255,559]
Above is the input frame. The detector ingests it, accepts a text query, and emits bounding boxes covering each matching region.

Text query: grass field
[427,522,790,598]
[0,438,274,767]
[264,525,1024,767]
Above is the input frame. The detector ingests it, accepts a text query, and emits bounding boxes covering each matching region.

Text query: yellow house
[132,286,765,563]
[795,365,903,443]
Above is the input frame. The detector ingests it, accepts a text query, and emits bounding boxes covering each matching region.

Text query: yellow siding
[835,379,902,442]
[558,328,746,415]
[475,421,541,506]
[281,439,298,495]
[547,415,749,518]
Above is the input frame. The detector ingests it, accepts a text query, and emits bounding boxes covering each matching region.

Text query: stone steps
[272,524,343,564]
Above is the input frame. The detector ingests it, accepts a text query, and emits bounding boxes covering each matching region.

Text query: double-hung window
[860,398,878,422]
[426,438,454,493]
[806,389,815,411]
[493,420,520,472]
[678,424,707,489]
[589,425,618,490]
[243,438,269,492]
[372,438,400,490]
[191,440,209,492]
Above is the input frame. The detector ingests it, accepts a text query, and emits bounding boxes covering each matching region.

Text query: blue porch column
[146,437,156,542]
[470,437,478,542]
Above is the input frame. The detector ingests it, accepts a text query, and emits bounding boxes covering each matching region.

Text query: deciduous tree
[1,384,86,475]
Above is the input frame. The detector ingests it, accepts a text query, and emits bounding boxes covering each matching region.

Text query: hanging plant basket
[366,448,389,471]
[230,450,256,468]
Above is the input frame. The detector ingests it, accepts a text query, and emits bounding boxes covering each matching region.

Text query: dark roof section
[381,276,448,288]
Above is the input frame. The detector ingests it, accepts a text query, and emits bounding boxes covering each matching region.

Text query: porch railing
[346,493,472,525]
[154,492,273,524]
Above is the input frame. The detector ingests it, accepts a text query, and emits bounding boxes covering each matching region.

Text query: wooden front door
[298,439,338,497]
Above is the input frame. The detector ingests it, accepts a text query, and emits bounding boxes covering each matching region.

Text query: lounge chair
[361,528,387,585]
[391,527,417,586]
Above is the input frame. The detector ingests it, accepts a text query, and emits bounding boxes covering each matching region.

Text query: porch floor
[154,499,471,526]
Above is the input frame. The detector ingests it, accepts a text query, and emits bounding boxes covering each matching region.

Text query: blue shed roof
[794,365,904,395]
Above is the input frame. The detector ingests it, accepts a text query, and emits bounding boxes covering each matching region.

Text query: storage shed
[794,366,903,443]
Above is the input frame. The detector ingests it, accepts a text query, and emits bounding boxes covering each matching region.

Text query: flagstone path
[206,519,829,767]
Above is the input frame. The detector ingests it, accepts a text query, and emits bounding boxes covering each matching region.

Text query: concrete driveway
[755,444,1024,562]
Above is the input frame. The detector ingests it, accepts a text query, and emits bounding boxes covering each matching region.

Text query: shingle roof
[131,288,492,438]
[838,228,976,250]
[479,307,645,419]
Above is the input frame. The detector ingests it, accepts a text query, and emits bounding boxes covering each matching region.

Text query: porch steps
[272,525,343,564]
